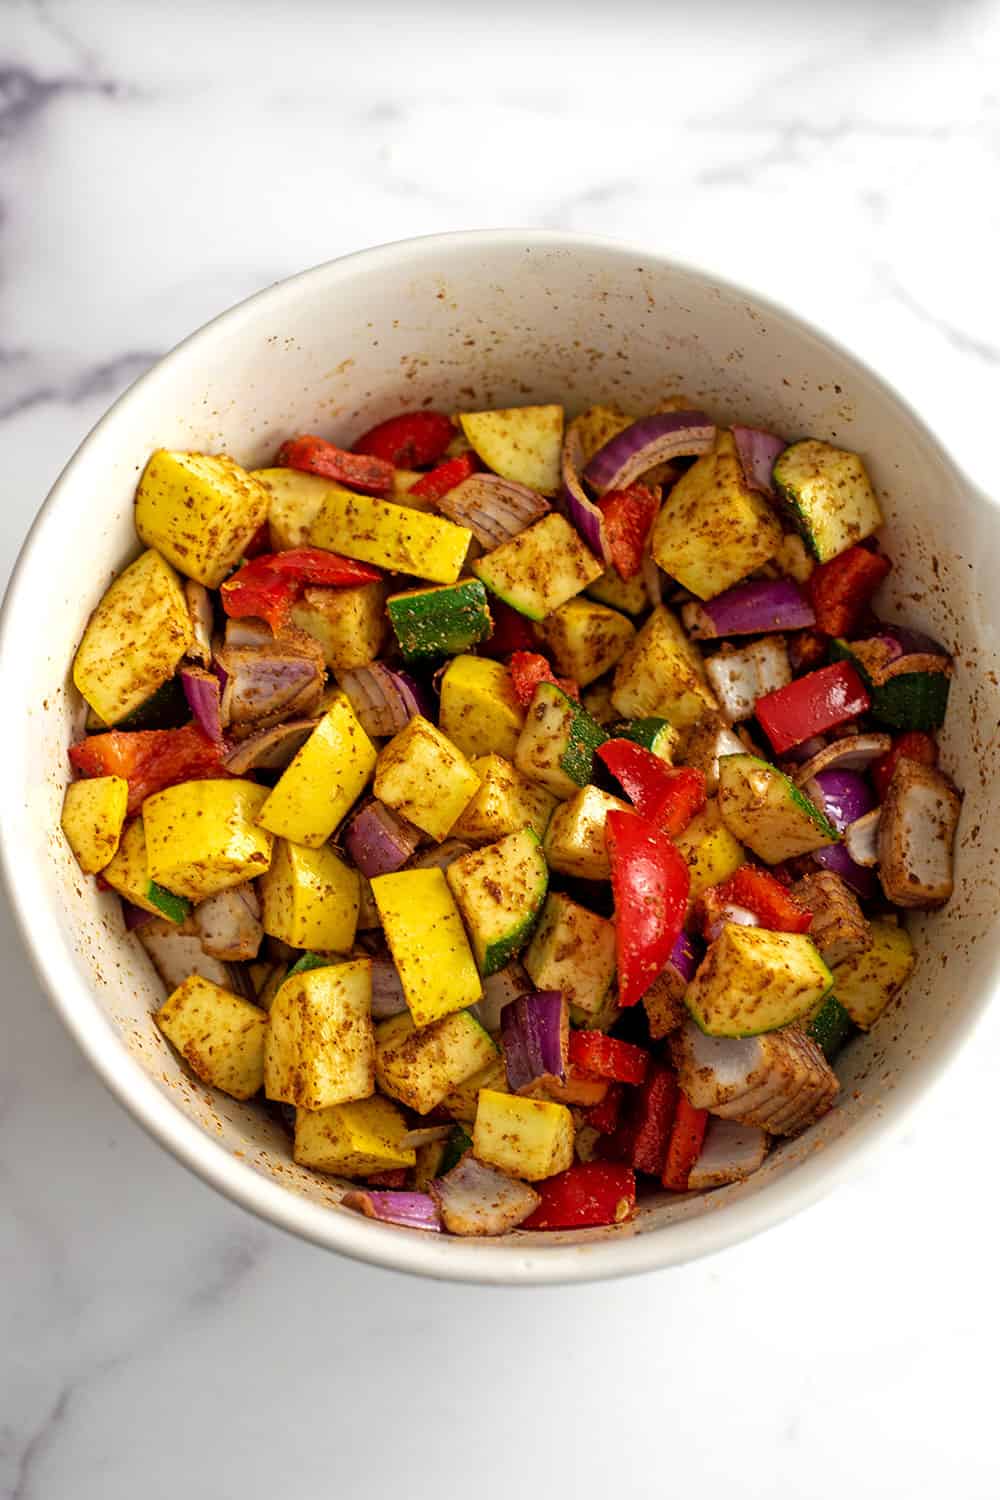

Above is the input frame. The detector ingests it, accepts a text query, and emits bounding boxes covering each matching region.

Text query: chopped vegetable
[374,715,481,841]
[877,758,962,908]
[144,779,272,901]
[256,693,376,848]
[293,1095,414,1177]
[514,682,607,799]
[611,606,719,729]
[500,990,568,1094]
[756,661,871,755]
[438,655,525,760]
[661,1093,709,1191]
[155,974,268,1100]
[605,809,689,1008]
[195,883,262,962]
[832,637,952,732]
[870,730,938,801]
[445,828,548,976]
[806,544,891,637]
[259,838,360,952]
[831,918,915,1028]
[730,425,785,496]
[521,1162,636,1230]
[543,784,628,880]
[264,959,374,1110]
[277,433,394,497]
[337,663,429,740]
[718,753,838,864]
[345,801,421,879]
[453,754,556,845]
[540,598,635,688]
[352,410,454,468]
[596,485,659,579]
[459,405,564,495]
[706,637,792,724]
[792,733,892,787]
[375,1010,497,1114]
[436,473,551,549]
[568,1031,648,1086]
[597,740,706,836]
[524,892,616,1020]
[682,579,815,639]
[685,924,832,1037]
[584,409,715,494]
[220,548,382,633]
[136,451,271,587]
[671,1021,838,1136]
[407,452,479,504]
[473,1088,574,1180]
[473,513,603,622]
[773,439,883,562]
[604,1063,677,1175]
[429,1153,540,1236]
[789,870,870,969]
[508,651,578,711]
[310,485,472,584]
[371,868,482,1026]
[61,775,128,874]
[386,579,491,662]
[710,865,813,934]
[686,1117,768,1191]
[342,1189,442,1232]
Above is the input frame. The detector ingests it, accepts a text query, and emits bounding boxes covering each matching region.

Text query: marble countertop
[3,2,1000,1496]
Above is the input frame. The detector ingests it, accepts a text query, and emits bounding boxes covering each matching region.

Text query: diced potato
[371,868,482,1026]
[586,567,649,615]
[290,582,386,671]
[674,799,746,899]
[60,775,128,874]
[135,450,270,588]
[72,549,193,725]
[438,655,524,761]
[257,693,377,848]
[543,785,629,880]
[473,1088,574,1180]
[102,816,162,914]
[540,599,636,688]
[831,918,915,1029]
[524,892,616,1017]
[473,514,603,622]
[155,974,267,1100]
[258,838,359,952]
[265,959,374,1110]
[441,1056,509,1122]
[452,755,556,844]
[375,1010,498,1114]
[310,485,471,584]
[374,715,480,841]
[293,1095,415,1177]
[143,779,273,901]
[459,405,564,495]
[252,467,330,549]
[651,430,783,600]
[685,926,833,1037]
[611,606,719,729]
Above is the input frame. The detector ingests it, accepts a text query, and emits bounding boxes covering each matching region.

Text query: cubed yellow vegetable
[293,1095,415,1177]
[258,839,359,952]
[60,775,128,874]
[252,467,329,549]
[587,566,649,615]
[651,430,783,600]
[375,1009,497,1113]
[675,799,746,899]
[102,816,163,915]
[685,926,832,1037]
[290,581,386,671]
[524,892,616,1017]
[135,450,270,588]
[72,549,192,725]
[438,655,524,761]
[473,1089,574,1180]
[310,485,471,584]
[452,755,556,844]
[257,693,377,848]
[540,598,636,688]
[459,405,564,494]
[371,868,482,1026]
[155,975,268,1100]
[568,405,634,463]
[440,1056,509,1122]
[265,960,374,1110]
[143,779,273,901]
[374,715,480,841]
[831,918,915,1029]
[611,605,719,728]
[543,785,628,880]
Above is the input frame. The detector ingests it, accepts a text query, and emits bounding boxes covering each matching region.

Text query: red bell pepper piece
[710,865,813,934]
[595,484,658,580]
[568,1031,649,1086]
[521,1163,636,1230]
[481,600,537,659]
[662,1092,709,1191]
[276,434,394,497]
[352,411,455,469]
[365,1168,409,1188]
[220,548,382,633]
[406,451,479,502]
[602,1063,678,1174]
[585,1082,625,1135]
[606,810,690,1007]
[870,729,938,801]
[69,723,228,817]
[806,545,892,638]
[755,660,870,755]
[243,519,272,558]
[598,740,706,838]
[507,651,579,709]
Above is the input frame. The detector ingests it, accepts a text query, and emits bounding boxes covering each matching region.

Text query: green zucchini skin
[438,1126,473,1176]
[806,994,853,1060]
[146,880,192,925]
[614,717,675,757]
[284,951,331,981]
[387,579,492,661]
[561,697,608,788]
[832,640,951,730]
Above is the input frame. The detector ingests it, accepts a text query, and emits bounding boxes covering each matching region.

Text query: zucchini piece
[472,514,603,622]
[114,676,191,732]
[155,974,268,1101]
[253,467,329,550]
[60,775,128,874]
[614,716,679,763]
[446,828,548,976]
[543,785,628,880]
[452,754,556,844]
[459,405,564,495]
[805,994,853,1060]
[514,681,608,799]
[257,692,377,849]
[610,605,718,729]
[524,892,616,1018]
[293,1095,414,1177]
[438,655,524,761]
[375,1009,498,1114]
[259,838,360,954]
[674,799,746,898]
[831,639,951,731]
[371,868,482,1026]
[310,486,472,584]
[539,598,636,688]
[146,880,192,926]
[685,925,833,1038]
[472,1088,574,1181]
[773,439,883,563]
[830,919,915,1029]
[438,1125,474,1176]
[586,567,649,616]
[386,579,492,662]
[374,715,481,842]
[717,753,839,864]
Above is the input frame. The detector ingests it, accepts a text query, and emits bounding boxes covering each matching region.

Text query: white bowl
[3,231,998,1284]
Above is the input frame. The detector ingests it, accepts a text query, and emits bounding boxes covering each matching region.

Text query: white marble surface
[2,1,1000,1495]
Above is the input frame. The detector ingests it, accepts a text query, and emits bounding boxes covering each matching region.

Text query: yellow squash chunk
[72,549,192,725]
[674,800,746,899]
[265,959,374,1110]
[310,484,471,584]
[135,450,270,588]
[611,605,719,729]
[258,839,360,953]
[459,405,564,494]
[252,467,330,550]
[290,581,386,671]
[472,514,603,623]
[543,785,628,880]
[473,1089,574,1180]
[685,926,833,1038]
[102,816,162,915]
[568,405,634,464]
[452,755,556,844]
[374,715,480,841]
[375,1010,498,1114]
[143,779,273,901]
[155,975,268,1100]
[831,919,915,1030]
[440,1056,509,1123]
[371,868,482,1026]
[540,598,636,688]
[438,655,524,761]
[60,775,128,874]
[293,1095,414,1177]
[257,693,376,848]
[651,430,783,600]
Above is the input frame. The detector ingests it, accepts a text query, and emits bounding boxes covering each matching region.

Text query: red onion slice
[813,842,878,900]
[181,665,224,744]
[195,884,263,961]
[398,1124,454,1150]
[429,1153,540,1236]
[687,1117,768,1191]
[669,929,701,985]
[805,769,876,833]
[337,664,430,738]
[731,427,786,497]
[558,426,611,563]
[437,474,550,549]
[682,580,815,639]
[705,904,759,944]
[184,580,214,666]
[221,718,320,774]
[370,957,408,1019]
[844,808,881,868]
[792,733,891,787]
[500,990,568,1093]
[342,1190,442,1232]
[345,801,421,879]
[583,410,715,495]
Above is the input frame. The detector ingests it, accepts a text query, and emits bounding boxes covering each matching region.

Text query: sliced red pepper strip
[521,1163,636,1230]
[276,434,394,497]
[600,1063,678,1174]
[598,740,706,837]
[220,549,382,633]
[755,661,871,755]
[806,545,892,638]
[595,484,659,580]
[69,723,228,817]
[585,1081,625,1135]
[568,1031,649,1086]
[481,600,538,659]
[507,651,579,709]
[710,865,813,934]
[606,809,690,1007]
[870,729,938,801]
[352,411,455,469]
[407,451,479,502]
[661,1092,709,1191]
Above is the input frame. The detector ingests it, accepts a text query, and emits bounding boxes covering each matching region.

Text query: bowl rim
[1,227,991,1285]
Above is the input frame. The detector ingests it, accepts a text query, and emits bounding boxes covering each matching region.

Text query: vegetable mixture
[62,398,962,1237]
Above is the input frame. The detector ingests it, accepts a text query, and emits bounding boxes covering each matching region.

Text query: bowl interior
[4,233,999,1281]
